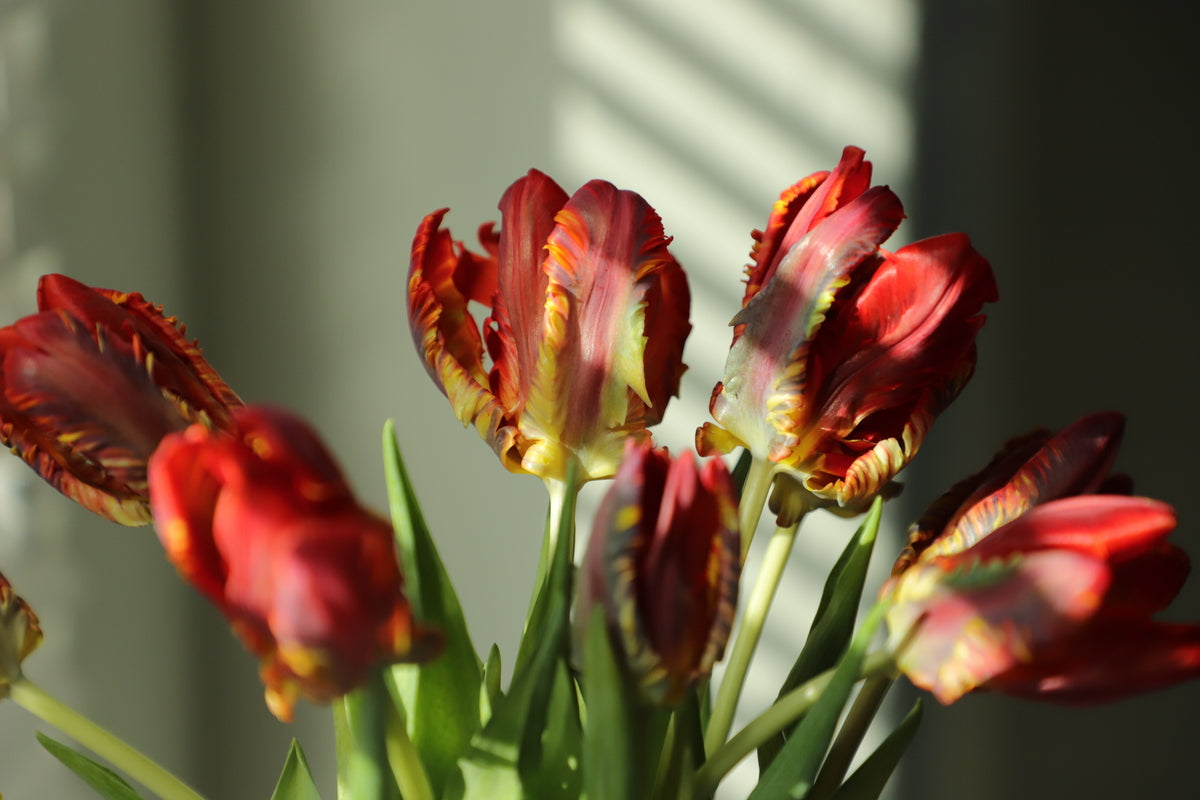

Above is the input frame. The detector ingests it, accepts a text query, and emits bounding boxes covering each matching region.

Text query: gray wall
[908,2,1200,798]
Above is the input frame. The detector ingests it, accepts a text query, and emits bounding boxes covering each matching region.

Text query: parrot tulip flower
[883,412,1200,704]
[0,274,242,525]
[697,146,997,509]
[408,169,691,485]
[578,441,740,706]
[148,405,442,721]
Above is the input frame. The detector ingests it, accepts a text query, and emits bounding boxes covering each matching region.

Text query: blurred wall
[907,2,1200,799]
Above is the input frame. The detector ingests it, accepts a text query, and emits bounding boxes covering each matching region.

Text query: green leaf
[760,497,882,771]
[582,607,635,800]
[339,672,403,800]
[383,421,483,793]
[748,602,887,800]
[832,699,923,800]
[443,467,583,800]
[36,732,145,800]
[480,643,503,726]
[270,740,323,800]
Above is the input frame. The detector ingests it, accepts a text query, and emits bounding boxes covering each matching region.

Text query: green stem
[807,675,895,800]
[384,702,434,800]
[738,457,774,558]
[9,677,207,800]
[695,650,896,797]
[704,517,803,756]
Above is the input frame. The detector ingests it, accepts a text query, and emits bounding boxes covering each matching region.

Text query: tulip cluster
[0,148,1195,800]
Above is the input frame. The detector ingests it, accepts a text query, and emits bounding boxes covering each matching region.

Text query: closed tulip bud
[578,441,740,706]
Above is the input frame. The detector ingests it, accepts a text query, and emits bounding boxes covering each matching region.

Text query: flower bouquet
[0,146,1197,800]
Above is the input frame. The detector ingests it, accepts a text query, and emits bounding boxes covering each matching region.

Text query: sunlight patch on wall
[552,1,918,796]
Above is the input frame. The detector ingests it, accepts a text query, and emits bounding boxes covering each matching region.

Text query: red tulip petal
[991,621,1200,704]
[1103,543,1190,616]
[893,428,1054,574]
[525,179,684,479]
[742,145,872,308]
[408,210,517,467]
[925,411,1126,558]
[38,274,241,424]
[889,549,1109,704]
[148,426,228,605]
[966,495,1176,563]
[488,169,570,414]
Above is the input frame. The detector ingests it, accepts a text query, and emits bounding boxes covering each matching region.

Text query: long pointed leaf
[270,740,323,800]
[832,699,922,800]
[383,421,483,792]
[36,733,145,800]
[582,608,636,800]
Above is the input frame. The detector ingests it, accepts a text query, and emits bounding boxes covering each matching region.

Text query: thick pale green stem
[9,677,207,800]
[385,702,434,800]
[737,457,774,558]
[705,516,803,756]
[694,650,896,797]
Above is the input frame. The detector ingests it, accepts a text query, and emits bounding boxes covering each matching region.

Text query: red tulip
[408,169,691,484]
[578,441,740,705]
[883,412,1200,703]
[149,405,441,721]
[0,274,241,525]
[697,147,997,509]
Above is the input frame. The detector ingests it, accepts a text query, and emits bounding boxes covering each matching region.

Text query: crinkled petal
[38,274,242,425]
[964,495,1177,563]
[699,185,903,462]
[923,412,1126,559]
[741,145,872,309]
[408,210,516,467]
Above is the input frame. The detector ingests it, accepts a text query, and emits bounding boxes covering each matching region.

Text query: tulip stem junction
[694,649,897,797]
[8,676,208,800]
[738,457,774,558]
[704,516,804,756]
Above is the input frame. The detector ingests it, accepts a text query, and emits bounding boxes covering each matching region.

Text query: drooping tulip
[883,412,1200,703]
[0,274,241,525]
[149,405,441,721]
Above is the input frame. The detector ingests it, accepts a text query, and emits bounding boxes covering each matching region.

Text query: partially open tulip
[0,274,241,525]
[408,169,691,485]
[0,571,42,698]
[883,412,1200,704]
[578,441,740,706]
[697,147,997,510]
[149,405,441,721]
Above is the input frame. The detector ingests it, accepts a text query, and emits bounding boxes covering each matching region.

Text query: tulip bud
[578,442,739,706]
